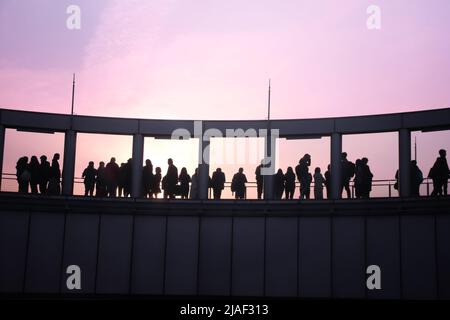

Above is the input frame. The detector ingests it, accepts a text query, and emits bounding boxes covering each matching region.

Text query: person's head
[145,159,151,166]
[89,161,94,167]
[341,152,347,159]
[31,156,38,163]
[168,158,173,165]
[99,161,105,167]
[362,157,368,164]
[439,149,446,157]
[40,155,47,162]
[411,160,417,166]
[216,168,222,172]
[315,167,321,174]
[110,157,116,163]
[238,167,244,173]
[53,153,60,161]
[356,159,361,165]
[327,164,331,170]
[156,167,161,174]
[277,168,283,174]
[287,166,293,173]
[127,158,132,164]
[181,167,187,174]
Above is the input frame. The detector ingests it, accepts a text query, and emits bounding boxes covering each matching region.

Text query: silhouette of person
[255,161,264,199]
[273,168,285,199]
[410,160,423,196]
[38,155,50,195]
[16,156,29,193]
[142,159,154,198]
[296,154,311,199]
[28,156,40,194]
[429,149,449,196]
[179,167,191,199]
[190,168,199,199]
[284,166,296,200]
[341,152,355,199]
[82,161,97,196]
[313,167,325,200]
[123,158,132,197]
[305,172,312,199]
[360,157,373,198]
[231,168,247,199]
[152,167,162,199]
[162,175,168,199]
[47,153,61,196]
[166,158,178,199]
[324,164,331,199]
[211,168,226,199]
[118,162,126,197]
[354,159,363,198]
[105,157,120,197]
[96,161,107,197]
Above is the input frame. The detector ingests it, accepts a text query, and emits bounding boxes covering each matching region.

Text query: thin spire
[414,136,417,162]
[71,73,76,116]
[267,79,271,121]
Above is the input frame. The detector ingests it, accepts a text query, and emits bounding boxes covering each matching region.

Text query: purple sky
[1,0,449,197]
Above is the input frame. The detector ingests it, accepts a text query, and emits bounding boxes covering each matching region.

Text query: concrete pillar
[263,130,275,200]
[330,132,342,200]
[131,133,144,198]
[62,130,77,196]
[399,128,411,197]
[198,138,210,200]
[0,125,5,191]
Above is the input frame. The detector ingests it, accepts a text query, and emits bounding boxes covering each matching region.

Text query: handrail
[1,172,443,198]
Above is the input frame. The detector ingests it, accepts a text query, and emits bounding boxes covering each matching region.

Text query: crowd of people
[15,153,61,195]
[253,152,374,200]
[13,149,449,199]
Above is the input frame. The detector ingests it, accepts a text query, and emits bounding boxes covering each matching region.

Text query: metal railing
[1,172,445,199]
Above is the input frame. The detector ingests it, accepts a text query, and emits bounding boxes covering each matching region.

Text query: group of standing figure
[254,152,374,200]
[15,153,61,195]
[82,157,196,199]
[14,149,449,199]
[394,149,449,197]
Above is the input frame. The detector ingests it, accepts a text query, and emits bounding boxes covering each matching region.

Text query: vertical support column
[0,124,5,191]
[62,130,77,196]
[132,133,144,198]
[263,129,275,200]
[330,132,342,200]
[399,128,411,197]
[198,138,210,200]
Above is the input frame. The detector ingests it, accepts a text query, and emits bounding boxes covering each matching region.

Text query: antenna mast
[71,73,76,116]
[267,79,271,121]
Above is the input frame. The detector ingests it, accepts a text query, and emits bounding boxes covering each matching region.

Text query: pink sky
[1,0,449,197]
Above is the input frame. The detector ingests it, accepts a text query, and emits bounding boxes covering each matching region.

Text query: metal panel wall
[437,215,450,299]
[231,217,265,296]
[198,217,232,296]
[25,213,65,293]
[0,212,29,292]
[96,215,133,294]
[164,216,199,295]
[131,216,166,295]
[366,216,401,299]
[298,217,331,298]
[332,217,365,299]
[60,214,100,294]
[265,217,298,297]
[401,216,437,299]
